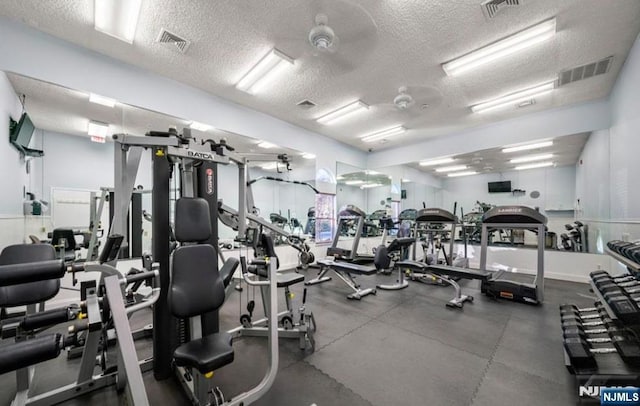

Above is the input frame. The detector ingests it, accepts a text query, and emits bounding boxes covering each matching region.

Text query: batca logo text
[188,151,213,159]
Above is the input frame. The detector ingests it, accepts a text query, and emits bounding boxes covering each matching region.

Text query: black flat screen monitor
[488,181,511,193]
[10,113,35,148]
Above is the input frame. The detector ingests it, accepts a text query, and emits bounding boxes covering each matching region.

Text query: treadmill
[479,205,547,304]
[327,205,376,264]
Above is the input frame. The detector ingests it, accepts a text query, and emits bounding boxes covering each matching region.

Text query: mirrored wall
[8,71,317,258]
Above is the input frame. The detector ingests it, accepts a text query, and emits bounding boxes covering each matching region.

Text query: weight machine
[111,129,280,405]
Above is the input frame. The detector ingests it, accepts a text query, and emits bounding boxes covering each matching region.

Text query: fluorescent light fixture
[510,153,554,164]
[89,93,116,108]
[388,175,393,179]
[190,121,211,131]
[261,162,279,170]
[257,141,276,149]
[419,157,455,167]
[360,183,382,189]
[360,125,406,143]
[236,48,294,94]
[316,100,369,125]
[365,170,379,175]
[94,0,143,44]
[345,180,364,186]
[302,153,316,159]
[515,161,554,170]
[88,120,109,138]
[447,171,477,177]
[471,82,555,114]
[502,141,553,153]
[442,19,556,76]
[435,165,468,173]
[337,175,344,180]
[401,178,411,183]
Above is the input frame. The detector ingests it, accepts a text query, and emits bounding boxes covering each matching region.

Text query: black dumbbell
[563,328,612,343]
[560,303,598,315]
[605,294,640,325]
[562,314,615,330]
[563,335,640,365]
[593,269,638,284]
[563,337,599,370]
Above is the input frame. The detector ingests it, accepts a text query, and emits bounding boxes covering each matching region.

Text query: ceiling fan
[274,0,379,73]
[373,86,443,119]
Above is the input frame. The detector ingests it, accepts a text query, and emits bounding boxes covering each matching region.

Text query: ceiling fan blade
[405,86,444,108]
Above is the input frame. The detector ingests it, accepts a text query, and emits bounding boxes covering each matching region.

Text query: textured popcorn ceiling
[1,0,639,152]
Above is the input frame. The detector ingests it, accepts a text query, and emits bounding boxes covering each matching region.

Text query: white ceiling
[1,0,639,152]
[406,131,590,177]
[7,73,313,169]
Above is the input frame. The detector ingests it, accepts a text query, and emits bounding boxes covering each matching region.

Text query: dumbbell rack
[605,246,640,273]
[561,247,640,401]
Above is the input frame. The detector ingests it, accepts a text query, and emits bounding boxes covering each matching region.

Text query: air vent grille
[558,56,613,86]
[481,0,522,19]
[296,100,317,110]
[156,28,191,53]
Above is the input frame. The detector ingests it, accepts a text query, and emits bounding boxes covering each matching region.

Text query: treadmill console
[416,208,457,223]
[339,205,366,218]
[482,205,547,225]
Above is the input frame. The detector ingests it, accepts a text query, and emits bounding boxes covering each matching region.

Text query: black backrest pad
[51,228,77,250]
[169,244,225,318]
[0,244,60,307]
[260,234,280,270]
[174,198,212,243]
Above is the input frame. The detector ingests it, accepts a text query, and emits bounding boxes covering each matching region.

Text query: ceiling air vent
[558,56,613,87]
[156,28,191,54]
[296,100,317,110]
[481,0,523,19]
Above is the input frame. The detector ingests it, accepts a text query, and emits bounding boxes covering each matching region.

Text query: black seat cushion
[0,244,60,307]
[51,228,78,260]
[219,257,239,288]
[277,272,305,287]
[169,245,225,319]
[173,332,234,374]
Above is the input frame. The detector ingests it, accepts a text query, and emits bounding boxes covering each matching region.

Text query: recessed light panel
[236,49,294,94]
[443,19,556,76]
[502,141,553,153]
[419,158,455,167]
[360,126,406,143]
[316,100,369,125]
[94,0,142,43]
[471,82,555,113]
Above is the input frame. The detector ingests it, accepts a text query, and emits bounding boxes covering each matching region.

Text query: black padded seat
[0,244,60,307]
[276,273,305,288]
[247,263,305,287]
[170,198,235,376]
[50,228,78,262]
[319,259,377,275]
[173,332,234,374]
[219,258,239,288]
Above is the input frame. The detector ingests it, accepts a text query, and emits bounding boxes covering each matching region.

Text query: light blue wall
[442,165,576,215]
[576,33,640,223]
[30,130,153,203]
[609,33,640,220]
